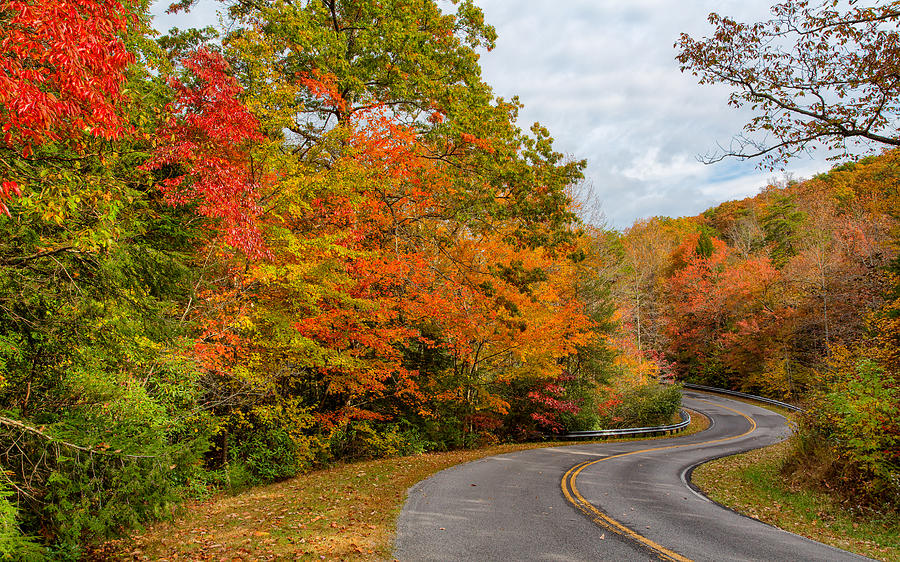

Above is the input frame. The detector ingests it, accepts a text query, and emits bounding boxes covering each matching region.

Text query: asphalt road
[393,390,871,561]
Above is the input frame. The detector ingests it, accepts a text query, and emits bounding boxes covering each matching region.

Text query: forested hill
[610,150,900,511]
[614,151,899,395]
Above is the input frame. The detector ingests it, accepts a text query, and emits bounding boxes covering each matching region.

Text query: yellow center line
[560,399,757,562]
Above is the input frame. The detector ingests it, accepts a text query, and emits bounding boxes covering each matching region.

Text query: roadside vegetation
[616,0,900,534]
[99,412,707,561]
[609,141,900,540]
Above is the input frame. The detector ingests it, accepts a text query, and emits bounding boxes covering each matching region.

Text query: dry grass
[693,438,900,562]
[97,411,708,561]
[100,445,547,561]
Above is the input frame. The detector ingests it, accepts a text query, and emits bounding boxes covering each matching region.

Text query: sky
[149,0,844,230]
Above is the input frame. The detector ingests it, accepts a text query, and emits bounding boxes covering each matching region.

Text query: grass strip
[100,411,707,560]
[692,438,900,562]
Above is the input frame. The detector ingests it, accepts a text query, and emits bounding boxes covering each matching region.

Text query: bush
[395,421,437,455]
[328,421,429,461]
[793,359,900,511]
[0,480,44,561]
[0,348,212,557]
[413,415,469,451]
[230,425,301,484]
[498,372,607,440]
[597,384,682,429]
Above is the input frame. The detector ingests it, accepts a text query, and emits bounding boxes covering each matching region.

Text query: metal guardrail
[559,408,691,440]
[682,383,804,413]
[557,382,802,440]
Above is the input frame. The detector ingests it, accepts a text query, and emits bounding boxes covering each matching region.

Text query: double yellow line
[560,400,757,561]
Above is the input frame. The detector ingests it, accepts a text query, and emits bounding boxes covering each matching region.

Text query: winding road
[393,390,871,561]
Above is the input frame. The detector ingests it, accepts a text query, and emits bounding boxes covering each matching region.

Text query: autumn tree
[786,153,900,513]
[617,218,679,355]
[218,1,582,247]
[613,216,701,367]
[141,47,267,257]
[661,228,786,388]
[761,187,806,267]
[677,0,900,167]
[164,0,590,455]
[0,0,136,215]
[786,166,894,357]
[0,1,226,552]
[702,199,766,259]
[0,0,626,554]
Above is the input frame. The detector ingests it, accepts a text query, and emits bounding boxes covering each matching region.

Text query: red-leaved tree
[141,48,267,257]
[0,0,135,214]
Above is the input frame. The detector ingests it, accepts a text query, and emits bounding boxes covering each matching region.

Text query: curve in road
[393,390,871,561]
[560,397,756,561]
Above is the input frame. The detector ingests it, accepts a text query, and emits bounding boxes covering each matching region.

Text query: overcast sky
[150,0,842,229]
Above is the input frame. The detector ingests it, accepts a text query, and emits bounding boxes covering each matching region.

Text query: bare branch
[0,246,75,266]
[0,417,157,458]
[677,0,900,166]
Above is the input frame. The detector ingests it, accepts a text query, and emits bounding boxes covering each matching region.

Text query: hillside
[608,150,900,512]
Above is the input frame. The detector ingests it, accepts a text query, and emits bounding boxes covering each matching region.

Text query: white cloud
[150,0,221,32]
[698,162,828,201]
[475,0,837,228]
[618,148,707,183]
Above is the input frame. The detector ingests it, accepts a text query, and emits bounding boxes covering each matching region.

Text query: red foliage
[296,69,348,113]
[0,180,21,217]
[141,48,267,257]
[598,395,623,412]
[286,189,429,423]
[526,375,581,432]
[664,232,782,379]
[0,0,135,214]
